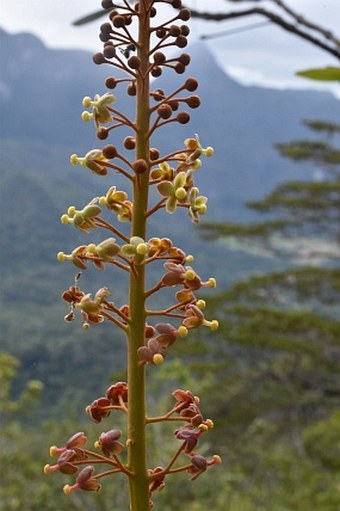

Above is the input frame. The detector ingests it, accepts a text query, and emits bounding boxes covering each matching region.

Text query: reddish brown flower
[175,427,200,453]
[44,449,87,475]
[106,382,128,405]
[86,397,112,423]
[97,429,124,457]
[64,466,101,494]
[148,466,166,494]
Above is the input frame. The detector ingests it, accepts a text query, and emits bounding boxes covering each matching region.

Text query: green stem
[127,2,151,511]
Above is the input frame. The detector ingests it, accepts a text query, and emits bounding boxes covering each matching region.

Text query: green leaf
[296,66,340,82]
[72,10,107,26]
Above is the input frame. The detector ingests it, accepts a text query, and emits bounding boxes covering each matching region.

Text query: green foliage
[296,66,340,81]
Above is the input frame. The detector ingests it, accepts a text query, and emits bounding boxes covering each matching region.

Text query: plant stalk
[127,2,151,510]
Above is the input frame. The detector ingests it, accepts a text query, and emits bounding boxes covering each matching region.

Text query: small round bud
[63,485,72,495]
[198,423,208,432]
[49,446,58,457]
[82,96,92,108]
[150,6,157,17]
[60,214,69,225]
[176,111,190,124]
[99,31,111,43]
[156,28,166,39]
[169,25,181,37]
[112,15,125,28]
[209,278,217,288]
[128,56,141,69]
[172,0,182,7]
[153,88,165,101]
[178,8,191,21]
[175,187,187,200]
[187,95,201,108]
[136,243,148,255]
[87,243,97,254]
[210,320,219,331]
[93,52,106,65]
[81,111,92,122]
[213,455,222,464]
[185,269,196,280]
[169,101,179,111]
[151,66,162,77]
[83,322,90,330]
[157,104,172,119]
[175,63,185,74]
[127,83,136,96]
[70,153,78,165]
[153,51,166,65]
[149,148,160,160]
[206,419,214,429]
[132,159,148,174]
[198,204,207,215]
[67,206,76,217]
[44,464,52,474]
[102,0,114,8]
[97,127,109,140]
[185,78,198,91]
[102,144,117,159]
[100,22,112,34]
[178,325,188,338]
[103,45,116,59]
[105,77,117,89]
[181,25,190,36]
[197,299,206,309]
[175,35,188,48]
[186,254,194,263]
[178,53,190,66]
[153,353,164,365]
[57,251,65,261]
[124,136,136,150]
[205,147,214,157]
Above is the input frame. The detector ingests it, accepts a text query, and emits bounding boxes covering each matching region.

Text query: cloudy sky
[2,0,340,97]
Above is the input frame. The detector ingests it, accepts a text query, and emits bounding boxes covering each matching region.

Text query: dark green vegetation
[1,28,340,510]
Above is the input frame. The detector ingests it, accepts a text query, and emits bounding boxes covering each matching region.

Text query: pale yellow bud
[185,269,196,281]
[136,243,148,255]
[82,96,92,107]
[67,206,76,217]
[178,325,188,338]
[60,214,69,224]
[209,277,217,288]
[197,299,206,309]
[81,111,92,122]
[43,464,52,474]
[210,320,219,331]
[70,154,79,165]
[57,251,65,262]
[49,446,58,457]
[63,485,72,495]
[175,187,187,200]
[153,353,164,365]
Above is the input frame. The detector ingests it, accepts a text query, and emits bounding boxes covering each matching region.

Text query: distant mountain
[1,27,340,218]
[1,28,339,408]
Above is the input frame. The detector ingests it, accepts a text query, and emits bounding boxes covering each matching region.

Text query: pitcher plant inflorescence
[44,1,221,509]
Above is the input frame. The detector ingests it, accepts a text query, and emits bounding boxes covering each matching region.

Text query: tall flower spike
[46,1,220,508]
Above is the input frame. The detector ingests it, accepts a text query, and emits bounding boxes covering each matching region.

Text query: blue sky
[2,0,339,97]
